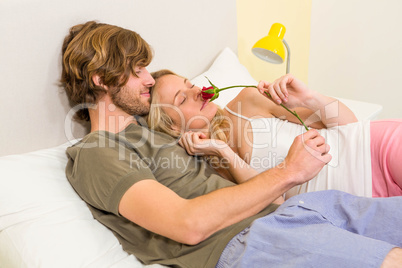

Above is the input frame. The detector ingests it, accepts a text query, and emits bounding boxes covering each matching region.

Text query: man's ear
[92,74,107,89]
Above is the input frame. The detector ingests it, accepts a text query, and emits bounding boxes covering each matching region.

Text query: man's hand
[120,130,331,245]
[281,129,332,186]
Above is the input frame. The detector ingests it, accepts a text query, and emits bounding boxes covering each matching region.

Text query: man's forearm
[120,130,329,245]
[183,129,330,244]
[183,165,294,244]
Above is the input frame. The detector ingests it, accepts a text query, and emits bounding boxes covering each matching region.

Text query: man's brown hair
[60,21,153,121]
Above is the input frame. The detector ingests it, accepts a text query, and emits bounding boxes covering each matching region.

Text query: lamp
[252,23,290,74]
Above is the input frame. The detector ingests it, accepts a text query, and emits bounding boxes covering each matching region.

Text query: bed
[0,1,383,267]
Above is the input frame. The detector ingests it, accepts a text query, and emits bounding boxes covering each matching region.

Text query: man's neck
[89,101,139,133]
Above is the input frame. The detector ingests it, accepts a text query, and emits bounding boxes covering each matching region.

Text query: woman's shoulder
[226,87,275,119]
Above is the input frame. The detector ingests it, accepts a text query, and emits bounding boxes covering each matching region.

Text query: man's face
[110,66,155,116]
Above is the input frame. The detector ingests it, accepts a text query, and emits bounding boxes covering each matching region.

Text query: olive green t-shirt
[65,120,278,267]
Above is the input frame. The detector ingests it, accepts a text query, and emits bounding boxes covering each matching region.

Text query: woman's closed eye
[175,81,194,105]
[174,92,186,106]
[179,96,186,105]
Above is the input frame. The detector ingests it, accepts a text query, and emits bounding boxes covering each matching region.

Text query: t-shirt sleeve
[66,139,156,216]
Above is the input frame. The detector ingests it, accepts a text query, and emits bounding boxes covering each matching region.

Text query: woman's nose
[189,87,201,100]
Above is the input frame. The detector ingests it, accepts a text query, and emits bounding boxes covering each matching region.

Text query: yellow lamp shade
[252,23,287,64]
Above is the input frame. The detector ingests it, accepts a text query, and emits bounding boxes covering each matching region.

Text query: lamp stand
[283,39,290,74]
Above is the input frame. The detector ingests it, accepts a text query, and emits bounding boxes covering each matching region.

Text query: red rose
[201,86,215,101]
[202,76,308,130]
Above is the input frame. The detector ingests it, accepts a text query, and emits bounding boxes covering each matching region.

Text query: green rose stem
[203,80,309,131]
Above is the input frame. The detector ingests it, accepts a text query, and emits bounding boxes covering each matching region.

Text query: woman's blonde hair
[148,70,232,168]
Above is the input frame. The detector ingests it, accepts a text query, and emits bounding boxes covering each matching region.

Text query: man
[61,21,402,267]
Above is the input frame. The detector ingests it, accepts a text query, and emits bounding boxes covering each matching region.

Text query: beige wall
[237,0,312,83]
[237,0,402,119]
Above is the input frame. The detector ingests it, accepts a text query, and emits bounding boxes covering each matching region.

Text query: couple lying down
[63,21,402,267]
[148,70,402,199]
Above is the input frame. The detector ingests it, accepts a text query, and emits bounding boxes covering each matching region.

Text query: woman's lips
[200,100,208,111]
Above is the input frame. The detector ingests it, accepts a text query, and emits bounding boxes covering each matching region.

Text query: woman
[147,69,402,199]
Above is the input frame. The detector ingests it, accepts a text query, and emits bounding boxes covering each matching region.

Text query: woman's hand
[178,131,229,157]
[257,74,314,109]
[179,132,268,185]
[257,74,358,127]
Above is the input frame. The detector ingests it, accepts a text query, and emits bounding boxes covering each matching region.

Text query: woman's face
[152,74,218,132]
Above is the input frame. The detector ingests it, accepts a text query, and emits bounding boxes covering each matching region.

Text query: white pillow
[191,47,258,108]
[0,142,165,268]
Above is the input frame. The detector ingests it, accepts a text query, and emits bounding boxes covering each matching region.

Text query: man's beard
[111,90,150,116]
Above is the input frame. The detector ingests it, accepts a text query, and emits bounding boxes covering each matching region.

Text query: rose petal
[201,86,215,101]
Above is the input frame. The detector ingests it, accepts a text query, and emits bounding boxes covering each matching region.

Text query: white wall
[0,0,237,156]
[308,0,402,119]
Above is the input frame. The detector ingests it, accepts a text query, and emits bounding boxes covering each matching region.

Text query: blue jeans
[216,190,400,268]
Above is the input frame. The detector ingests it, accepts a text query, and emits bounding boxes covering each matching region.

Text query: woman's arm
[179,132,285,204]
[231,74,357,129]
[179,131,263,184]
[255,74,358,128]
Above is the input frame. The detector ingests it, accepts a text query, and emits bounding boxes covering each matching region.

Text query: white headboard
[0,0,237,156]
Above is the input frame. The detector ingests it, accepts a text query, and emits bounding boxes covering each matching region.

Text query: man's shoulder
[65,123,182,164]
[65,130,122,162]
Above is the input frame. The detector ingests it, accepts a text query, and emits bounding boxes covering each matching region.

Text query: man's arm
[178,131,285,204]
[119,129,331,245]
